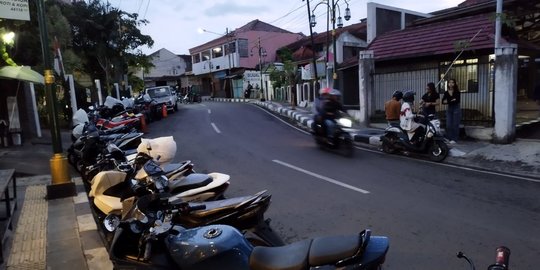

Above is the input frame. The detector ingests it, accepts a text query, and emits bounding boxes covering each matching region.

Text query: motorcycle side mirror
[103,214,120,232]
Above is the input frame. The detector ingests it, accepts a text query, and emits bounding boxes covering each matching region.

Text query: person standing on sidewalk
[420,82,440,117]
[384,90,403,126]
[244,82,253,98]
[442,79,461,144]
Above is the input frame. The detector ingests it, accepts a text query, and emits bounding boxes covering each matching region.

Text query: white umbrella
[0,66,44,84]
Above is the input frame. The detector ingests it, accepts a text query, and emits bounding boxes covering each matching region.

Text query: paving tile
[77,214,98,232]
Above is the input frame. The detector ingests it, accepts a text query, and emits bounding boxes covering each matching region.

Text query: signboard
[0,0,30,21]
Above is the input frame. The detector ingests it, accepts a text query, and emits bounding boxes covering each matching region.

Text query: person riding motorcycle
[322,89,344,141]
[312,88,331,135]
[400,91,425,145]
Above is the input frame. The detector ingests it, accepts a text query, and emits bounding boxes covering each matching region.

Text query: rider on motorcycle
[322,89,344,141]
[400,91,425,145]
[312,87,331,135]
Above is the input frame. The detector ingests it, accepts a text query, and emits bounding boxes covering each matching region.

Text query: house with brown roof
[350,0,539,141]
[189,20,304,99]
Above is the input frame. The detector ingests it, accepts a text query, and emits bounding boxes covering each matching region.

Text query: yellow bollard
[47,153,76,199]
[50,153,70,184]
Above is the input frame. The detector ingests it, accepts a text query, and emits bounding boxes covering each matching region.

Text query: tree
[61,0,153,95]
[272,47,300,109]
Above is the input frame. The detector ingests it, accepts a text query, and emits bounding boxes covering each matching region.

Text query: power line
[143,0,151,20]
[137,0,144,15]
[269,1,307,24]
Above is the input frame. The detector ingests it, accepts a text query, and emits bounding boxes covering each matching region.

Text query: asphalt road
[147,101,540,270]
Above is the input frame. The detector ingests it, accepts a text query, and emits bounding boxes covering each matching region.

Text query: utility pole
[304,0,319,90]
[257,37,267,101]
[36,0,76,199]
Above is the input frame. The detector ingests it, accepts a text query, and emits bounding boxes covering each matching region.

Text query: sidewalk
[0,131,111,270]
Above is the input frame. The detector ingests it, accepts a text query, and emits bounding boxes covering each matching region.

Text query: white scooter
[88,164,230,220]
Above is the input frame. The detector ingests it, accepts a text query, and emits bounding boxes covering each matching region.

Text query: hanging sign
[0,0,30,21]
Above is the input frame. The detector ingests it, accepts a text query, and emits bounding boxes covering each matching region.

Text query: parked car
[145,86,178,112]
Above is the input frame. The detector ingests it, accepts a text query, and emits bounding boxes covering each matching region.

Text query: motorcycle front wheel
[341,138,354,157]
[429,140,449,162]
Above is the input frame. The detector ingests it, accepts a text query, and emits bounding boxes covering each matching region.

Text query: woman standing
[441,79,461,143]
[420,82,439,117]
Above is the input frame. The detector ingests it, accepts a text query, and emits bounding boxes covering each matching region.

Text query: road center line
[211,123,221,134]
[273,159,370,194]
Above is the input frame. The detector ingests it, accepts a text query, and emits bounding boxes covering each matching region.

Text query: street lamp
[310,0,351,88]
[36,0,76,199]
[251,37,267,101]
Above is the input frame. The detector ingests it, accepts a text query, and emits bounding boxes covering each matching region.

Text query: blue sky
[107,0,465,55]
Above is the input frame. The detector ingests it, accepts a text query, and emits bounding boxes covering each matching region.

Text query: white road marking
[208,109,211,114]
[211,122,221,134]
[273,159,370,194]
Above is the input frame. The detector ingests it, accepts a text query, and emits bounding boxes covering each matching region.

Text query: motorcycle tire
[341,138,354,158]
[174,102,179,111]
[429,140,449,162]
[381,135,397,154]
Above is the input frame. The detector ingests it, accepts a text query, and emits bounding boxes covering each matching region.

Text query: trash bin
[10,132,21,146]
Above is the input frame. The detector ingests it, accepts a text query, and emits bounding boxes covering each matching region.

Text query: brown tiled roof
[235,19,294,34]
[368,13,495,61]
[285,22,367,50]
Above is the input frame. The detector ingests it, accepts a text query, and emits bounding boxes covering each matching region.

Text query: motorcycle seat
[161,161,191,176]
[250,239,311,270]
[168,173,212,194]
[250,235,360,269]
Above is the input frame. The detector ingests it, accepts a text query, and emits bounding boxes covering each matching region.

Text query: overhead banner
[0,0,30,21]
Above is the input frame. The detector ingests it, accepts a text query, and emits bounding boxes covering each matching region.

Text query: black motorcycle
[312,111,354,157]
[380,114,449,162]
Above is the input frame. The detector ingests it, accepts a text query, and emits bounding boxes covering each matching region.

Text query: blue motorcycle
[109,193,389,270]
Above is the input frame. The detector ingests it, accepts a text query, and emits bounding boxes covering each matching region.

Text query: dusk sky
[107,0,465,55]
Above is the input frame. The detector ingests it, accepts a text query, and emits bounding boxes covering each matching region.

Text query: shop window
[439,58,479,93]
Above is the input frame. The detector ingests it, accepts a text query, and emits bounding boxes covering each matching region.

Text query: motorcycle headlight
[338,118,352,128]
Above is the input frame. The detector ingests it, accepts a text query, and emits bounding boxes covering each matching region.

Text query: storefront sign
[0,0,30,21]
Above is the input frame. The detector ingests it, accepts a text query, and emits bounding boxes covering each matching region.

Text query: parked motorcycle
[109,193,389,269]
[67,127,143,173]
[312,111,354,157]
[380,114,449,162]
[88,159,229,219]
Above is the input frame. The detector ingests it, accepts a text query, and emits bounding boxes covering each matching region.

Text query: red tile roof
[368,13,495,61]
